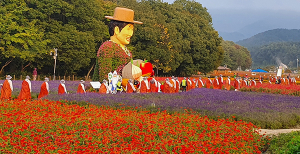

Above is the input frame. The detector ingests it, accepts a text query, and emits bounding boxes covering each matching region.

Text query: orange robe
[175,81,180,93]
[187,80,191,91]
[218,77,223,89]
[1,80,12,100]
[169,80,175,93]
[191,80,196,89]
[77,84,85,94]
[58,84,66,94]
[213,79,219,89]
[140,80,148,93]
[18,80,31,100]
[150,82,157,93]
[240,80,247,88]
[224,79,231,91]
[126,82,134,93]
[206,79,212,88]
[197,80,204,88]
[233,79,239,90]
[99,83,107,94]
[163,82,170,93]
[38,82,49,99]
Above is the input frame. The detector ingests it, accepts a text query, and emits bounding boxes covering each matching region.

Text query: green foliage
[0,0,49,72]
[92,58,100,81]
[221,40,252,70]
[117,0,223,76]
[250,42,300,68]
[237,29,300,48]
[2,0,223,77]
[267,131,300,153]
[236,29,300,68]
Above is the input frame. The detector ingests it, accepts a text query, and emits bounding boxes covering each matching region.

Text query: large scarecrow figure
[97,7,143,82]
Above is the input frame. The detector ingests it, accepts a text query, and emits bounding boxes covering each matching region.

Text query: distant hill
[210,9,300,42]
[236,29,300,48]
[250,42,300,68]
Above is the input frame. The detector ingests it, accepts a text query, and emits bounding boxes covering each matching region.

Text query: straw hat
[105,7,143,24]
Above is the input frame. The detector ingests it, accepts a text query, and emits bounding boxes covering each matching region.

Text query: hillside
[250,42,300,68]
[236,29,300,48]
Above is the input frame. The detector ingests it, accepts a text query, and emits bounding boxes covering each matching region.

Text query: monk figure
[170,76,176,93]
[126,79,136,93]
[197,77,204,88]
[175,77,180,93]
[97,7,143,81]
[58,80,67,94]
[1,75,13,100]
[213,76,219,89]
[18,75,32,100]
[139,77,149,93]
[77,80,86,94]
[206,78,212,89]
[224,76,231,91]
[191,78,196,89]
[187,77,192,91]
[218,74,223,89]
[99,80,109,94]
[149,78,157,93]
[163,78,173,93]
[38,78,49,99]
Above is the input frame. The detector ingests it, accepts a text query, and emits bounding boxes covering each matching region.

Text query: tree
[118,0,223,76]
[221,41,252,70]
[24,0,111,76]
[0,0,49,75]
[92,58,100,81]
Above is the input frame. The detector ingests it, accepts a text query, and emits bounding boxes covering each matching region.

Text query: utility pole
[50,48,58,80]
[297,59,299,73]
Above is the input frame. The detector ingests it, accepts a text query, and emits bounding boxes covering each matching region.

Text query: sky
[196,0,300,12]
[163,0,300,41]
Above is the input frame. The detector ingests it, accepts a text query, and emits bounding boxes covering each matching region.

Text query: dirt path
[259,129,300,136]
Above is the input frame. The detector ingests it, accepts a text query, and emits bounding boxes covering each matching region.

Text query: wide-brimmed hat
[105,7,143,24]
[6,75,12,80]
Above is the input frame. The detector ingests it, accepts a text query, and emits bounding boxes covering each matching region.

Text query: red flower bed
[0,100,264,153]
[240,83,300,96]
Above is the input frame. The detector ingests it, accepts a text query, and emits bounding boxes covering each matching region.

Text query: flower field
[0,99,265,153]
[240,83,300,96]
[46,87,300,129]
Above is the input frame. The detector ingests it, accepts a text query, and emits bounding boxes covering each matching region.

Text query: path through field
[259,129,300,136]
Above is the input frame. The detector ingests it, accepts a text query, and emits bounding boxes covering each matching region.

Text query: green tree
[24,0,111,76]
[0,0,49,74]
[221,41,252,70]
[92,58,100,81]
[118,0,223,76]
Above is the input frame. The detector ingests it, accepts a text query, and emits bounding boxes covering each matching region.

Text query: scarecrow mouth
[126,37,131,42]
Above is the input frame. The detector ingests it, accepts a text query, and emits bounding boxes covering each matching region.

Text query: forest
[0,0,251,78]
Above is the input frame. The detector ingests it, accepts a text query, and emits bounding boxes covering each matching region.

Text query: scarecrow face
[115,24,134,46]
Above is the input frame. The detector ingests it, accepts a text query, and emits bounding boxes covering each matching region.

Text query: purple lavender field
[2,80,300,129]
[45,86,300,129]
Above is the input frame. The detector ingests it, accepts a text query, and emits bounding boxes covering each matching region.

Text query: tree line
[0,0,251,78]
